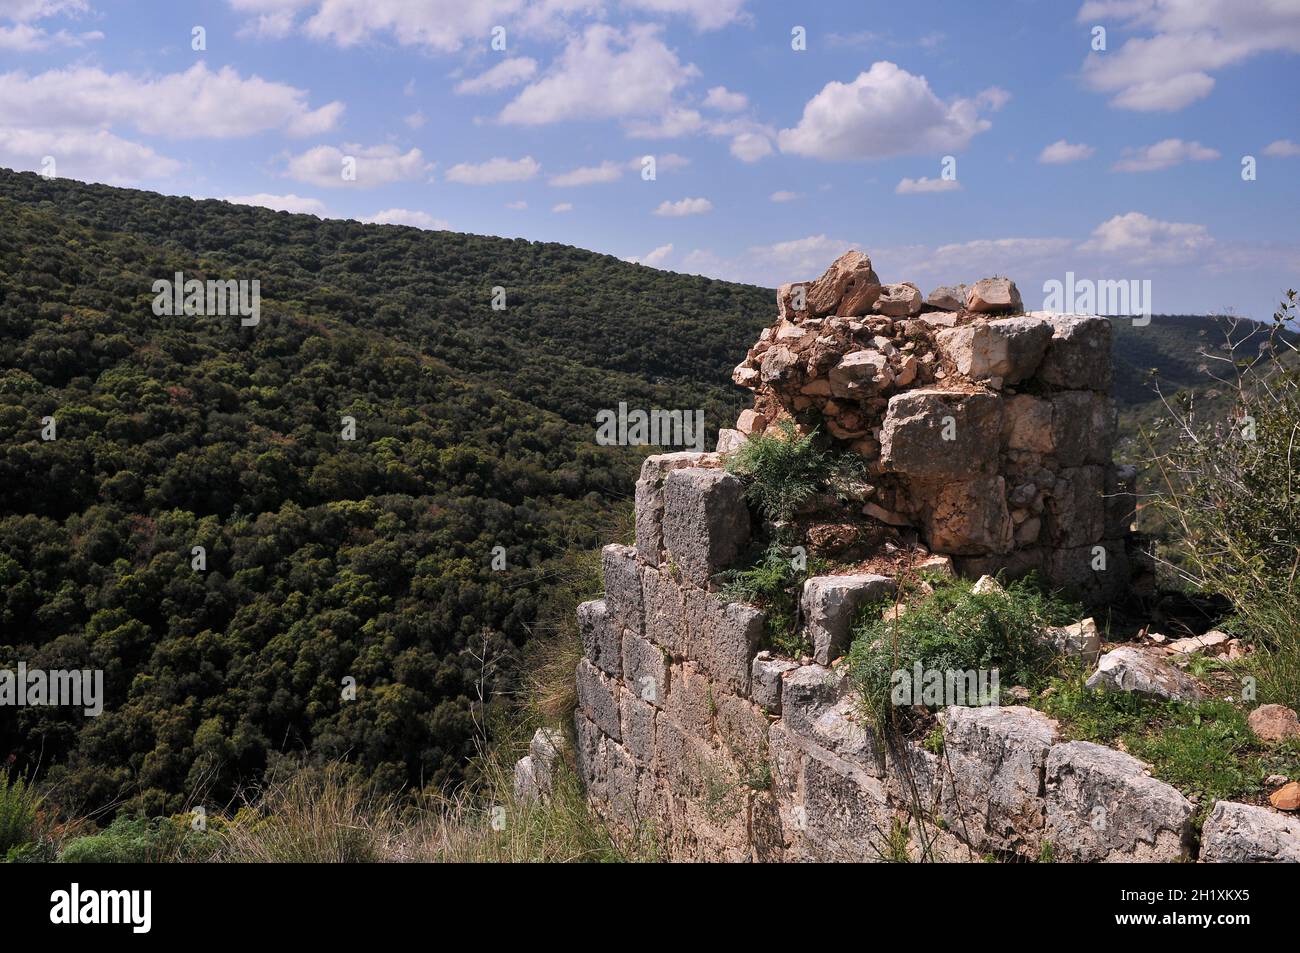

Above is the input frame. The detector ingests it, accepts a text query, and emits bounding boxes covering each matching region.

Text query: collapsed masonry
[513,251,1300,862]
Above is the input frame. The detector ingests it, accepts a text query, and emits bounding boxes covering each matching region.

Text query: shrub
[847,575,1078,728]
[726,421,863,523]
[1146,292,1300,708]
[719,540,820,656]
[0,773,39,857]
[60,815,221,863]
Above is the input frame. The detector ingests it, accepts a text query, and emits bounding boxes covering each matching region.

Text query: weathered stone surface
[716,428,746,453]
[1167,631,1230,656]
[514,755,540,802]
[1041,618,1102,663]
[880,390,1002,478]
[574,711,609,801]
[800,743,894,862]
[760,345,799,384]
[662,660,713,739]
[641,564,688,656]
[805,250,881,317]
[715,690,770,767]
[528,727,565,793]
[828,349,892,399]
[782,664,883,774]
[1044,741,1194,862]
[662,468,750,587]
[940,706,1059,856]
[1038,314,1112,390]
[684,589,764,697]
[1248,704,1300,743]
[1044,465,1105,547]
[602,543,644,637]
[966,277,1022,313]
[1044,539,1129,606]
[735,409,766,434]
[1086,646,1205,703]
[752,654,798,713]
[926,284,967,312]
[924,476,1014,556]
[874,282,923,317]
[1200,800,1300,862]
[619,691,657,767]
[935,316,1051,384]
[1050,392,1115,466]
[781,663,844,738]
[1001,395,1054,453]
[634,452,715,565]
[622,629,670,708]
[576,657,623,742]
[578,598,621,677]
[801,574,896,665]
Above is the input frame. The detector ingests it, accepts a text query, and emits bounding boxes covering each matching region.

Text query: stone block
[1199,801,1300,863]
[752,654,798,713]
[801,574,896,665]
[662,468,750,587]
[684,589,764,697]
[1086,646,1205,703]
[618,691,657,768]
[641,564,689,656]
[633,452,716,565]
[924,475,1014,556]
[602,543,644,637]
[880,390,1002,478]
[1044,465,1105,547]
[622,629,670,708]
[1038,315,1112,391]
[577,598,621,677]
[576,657,623,742]
[935,316,1051,384]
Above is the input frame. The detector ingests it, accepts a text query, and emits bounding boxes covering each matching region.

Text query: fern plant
[725,420,833,523]
[0,772,39,857]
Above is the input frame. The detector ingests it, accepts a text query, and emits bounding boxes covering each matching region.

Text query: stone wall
[513,251,1300,862]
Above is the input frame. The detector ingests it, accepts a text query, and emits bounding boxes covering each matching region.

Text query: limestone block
[662,468,750,587]
[801,574,896,665]
[965,277,1023,313]
[576,657,623,742]
[578,598,621,677]
[641,564,689,656]
[924,475,1014,556]
[1038,315,1112,390]
[1199,801,1300,863]
[880,390,1002,478]
[1044,465,1105,547]
[618,691,657,768]
[683,589,764,697]
[633,451,716,564]
[622,629,670,708]
[935,316,1051,384]
[752,654,798,713]
[602,543,644,637]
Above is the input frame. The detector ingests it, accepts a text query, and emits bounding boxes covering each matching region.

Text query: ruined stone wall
[514,252,1300,862]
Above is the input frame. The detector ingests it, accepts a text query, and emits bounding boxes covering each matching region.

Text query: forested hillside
[0,168,1244,819]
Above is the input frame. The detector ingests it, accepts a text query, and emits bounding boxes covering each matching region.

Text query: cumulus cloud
[499,24,699,127]
[0,63,343,139]
[548,160,624,186]
[361,208,451,229]
[895,176,960,194]
[454,57,538,95]
[552,202,574,212]
[1264,138,1300,157]
[225,192,328,215]
[703,85,747,111]
[0,0,99,51]
[0,125,181,184]
[444,155,540,184]
[654,196,711,216]
[623,0,748,31]
[777,62,1006,160]
[1039,139,1095,164]
[770,190,800,202]
[1112,138,1219,172]
[1078,0,1300,111]
[1078,211,1214,263]
[284,143,433,187]
[630,242,674,266]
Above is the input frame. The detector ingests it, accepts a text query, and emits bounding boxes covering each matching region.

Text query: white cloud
[225,192,328,215]
[1039,139,1095,164]
[1078,0,1300,111]
[0,63,343,139]
[622,0,748,30]
[284,143,433,187]
[505,200,527,209]
[632,242,674,266]
[624,107,704,139]
[228,0,524,52]
[1112,138,1219,172]
[703,85,747,111]
[454,57,538,95]
[361,208,451,229]
[1078,211,1213,264]
[0,125,181,184]
[770,190,800,202]
[445,155,540,184]
[499,24,699,127]
[552,202,574,212]
[777,62,1006,160]
[729,131,772,162]
[404,111,426,129]
[0,0,98,50]
[1264,138,1300,157]
[895,176,960,194]
[654,196,711,216]
[549,160,623,186]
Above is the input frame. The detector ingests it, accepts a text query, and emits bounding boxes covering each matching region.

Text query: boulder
[662,468,750,587]
[1041,618,1102,663]
[1044,741,1194,862]
[1199,800,1300,862]
[828,349,893,399]
[1248,704,1300,743]
[1086,646,1205,703]
[935,316,1051,385]
[801,574,897,665]
[1037,315,1112,390]
[880,390,1002,478]
[940,706,1059,857]
[513,755,541,802]
[735,409,766,435]
[965,277,1022,313]
[805,250,881,317]
[926,284,967,312]
[873,282,923,317]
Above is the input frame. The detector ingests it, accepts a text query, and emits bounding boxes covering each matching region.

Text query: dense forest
[0,168,1243,819]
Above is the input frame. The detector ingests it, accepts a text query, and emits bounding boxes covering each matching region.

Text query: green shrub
[60,815,222,863]
[1147,291,1300,708]
[847,575,1078,728]
[725,421,863,523]
[0,773,38,857]
[719,540,819,655]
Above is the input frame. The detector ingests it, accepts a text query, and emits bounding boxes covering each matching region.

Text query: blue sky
[1,0,1297,318]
